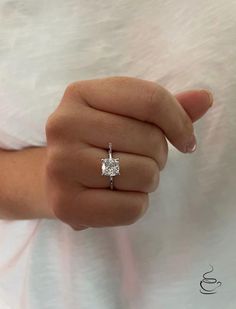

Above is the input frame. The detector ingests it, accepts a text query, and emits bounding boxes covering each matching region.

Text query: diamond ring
[101,142,120,190]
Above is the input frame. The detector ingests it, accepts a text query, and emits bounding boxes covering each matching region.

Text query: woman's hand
[44,76,213,230]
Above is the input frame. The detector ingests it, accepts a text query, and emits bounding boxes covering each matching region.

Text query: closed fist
[45,76,213,230]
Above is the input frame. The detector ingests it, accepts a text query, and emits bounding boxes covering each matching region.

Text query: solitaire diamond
[101,158,120,176]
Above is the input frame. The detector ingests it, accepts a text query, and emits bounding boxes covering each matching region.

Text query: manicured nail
[70,224,88,231]
[200,90,214,107]
[185,134,197,153]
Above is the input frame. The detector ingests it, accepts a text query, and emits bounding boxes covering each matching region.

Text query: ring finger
[52,145,160,193]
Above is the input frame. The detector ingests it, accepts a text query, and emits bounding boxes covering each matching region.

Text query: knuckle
[65,80,97,102]
[146,160,160,192]
[148,125,164,157]
[64,81,81,97]
[146,126,168,170]
[104,76,132,85]
[46,113,77,142]
[146,87,159,122]
[45,114,64,141]
[148,125,160,151]
[145,84,166,122]
[123,194,149,225]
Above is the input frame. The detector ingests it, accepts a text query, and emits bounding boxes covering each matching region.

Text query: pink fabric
[0,0,235,308]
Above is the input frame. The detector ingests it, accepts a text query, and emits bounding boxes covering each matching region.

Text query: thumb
[174,89,214,123]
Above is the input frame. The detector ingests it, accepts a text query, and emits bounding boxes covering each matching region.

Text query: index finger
[64,76,196,153]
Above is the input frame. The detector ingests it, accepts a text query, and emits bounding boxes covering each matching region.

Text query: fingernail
[200,90,214,107]
[185,134,197,153]
[70,224,88,231]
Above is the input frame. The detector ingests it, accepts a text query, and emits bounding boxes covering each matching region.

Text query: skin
[42,76,213,231]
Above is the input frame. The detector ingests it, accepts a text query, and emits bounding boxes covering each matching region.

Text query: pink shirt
[0,0,235,308]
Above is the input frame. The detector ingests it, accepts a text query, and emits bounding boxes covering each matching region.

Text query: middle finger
[55,105,168,170]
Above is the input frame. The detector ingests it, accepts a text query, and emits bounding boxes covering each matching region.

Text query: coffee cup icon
[200,265,222,294]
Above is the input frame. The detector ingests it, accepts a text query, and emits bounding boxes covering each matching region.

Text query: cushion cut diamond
[101,158,120,176]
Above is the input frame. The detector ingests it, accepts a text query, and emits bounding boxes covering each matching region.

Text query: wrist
[0,146,57,220]
[36,147,57,220]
